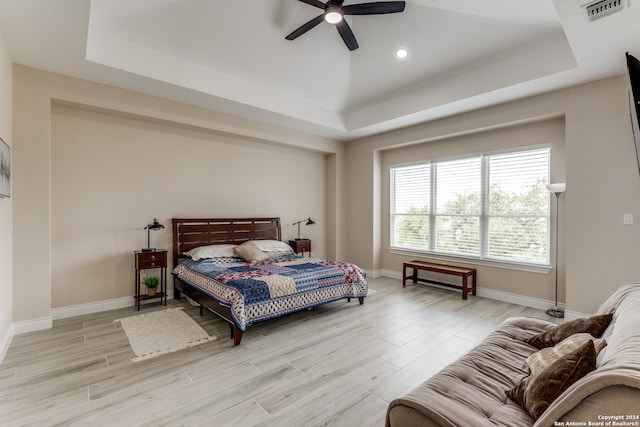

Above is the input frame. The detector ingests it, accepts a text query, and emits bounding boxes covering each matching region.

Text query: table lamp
[292,217,315,240]
[142,218,164,252]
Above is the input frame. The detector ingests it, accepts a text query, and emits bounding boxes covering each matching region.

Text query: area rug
[115,307,217,362]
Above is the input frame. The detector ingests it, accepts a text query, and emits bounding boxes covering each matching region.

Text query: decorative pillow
[507,340,596,420]
[187,244,237,260]
[526,333,607,376]
[251,240,293,253]
[234,240,268,264]
[525,312,613,349]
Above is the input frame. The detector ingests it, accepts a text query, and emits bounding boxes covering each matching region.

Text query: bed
[171,217,368,345]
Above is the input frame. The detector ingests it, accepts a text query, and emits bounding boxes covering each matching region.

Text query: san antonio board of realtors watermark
[554,414,640,427]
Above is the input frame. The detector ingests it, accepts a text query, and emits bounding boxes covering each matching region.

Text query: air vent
[585,0,624,21]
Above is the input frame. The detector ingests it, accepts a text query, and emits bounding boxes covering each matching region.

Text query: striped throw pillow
[526,333,607,376]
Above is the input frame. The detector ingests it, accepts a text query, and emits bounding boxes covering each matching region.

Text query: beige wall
[347,76,640,315]
[13,66,344,320]
[325,152,348,261]
[0,32,12,352]
[9,63,640,324]
[50,104,326,307]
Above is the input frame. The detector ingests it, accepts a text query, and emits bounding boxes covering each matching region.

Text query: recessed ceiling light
[325,11,343,24]
[396,48,408,59]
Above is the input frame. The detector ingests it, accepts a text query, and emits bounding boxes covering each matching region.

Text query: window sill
[388,247,552,274]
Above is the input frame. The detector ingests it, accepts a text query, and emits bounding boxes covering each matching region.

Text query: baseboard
[380,269,402,280]
[52,297,134,320]
[379,269,587,317]
[477,287,563,312]
[363,269,382,279]
[52,290,175,320]
[8,291,176,344]
[0,324,14,364]
[12,316,53,335]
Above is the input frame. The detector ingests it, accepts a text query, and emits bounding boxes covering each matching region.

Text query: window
[391,147,550,265]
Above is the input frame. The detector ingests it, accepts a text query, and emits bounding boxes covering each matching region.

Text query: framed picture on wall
[0,137,10,198]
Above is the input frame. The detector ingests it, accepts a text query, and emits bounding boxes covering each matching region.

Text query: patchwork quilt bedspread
[172,254,368,330]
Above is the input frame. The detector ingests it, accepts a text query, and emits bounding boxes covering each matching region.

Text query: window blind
[391,164,430,249]
[390,147,550,265]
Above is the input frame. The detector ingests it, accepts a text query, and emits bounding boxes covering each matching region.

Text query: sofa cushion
[525,312,613,349]
[386,316,556,427]
[507,340,596,420]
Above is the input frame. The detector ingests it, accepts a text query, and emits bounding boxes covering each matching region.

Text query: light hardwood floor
[0,277,549,426]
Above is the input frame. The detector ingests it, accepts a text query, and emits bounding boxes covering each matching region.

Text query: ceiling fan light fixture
[325,10,343,24]
[396,48,408,59]
[286,0,406,51]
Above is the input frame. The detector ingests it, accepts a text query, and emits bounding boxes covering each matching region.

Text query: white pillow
[251,240,293,253]
[187,244,237,261]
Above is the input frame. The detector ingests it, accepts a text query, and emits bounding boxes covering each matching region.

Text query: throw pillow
[526,333,607,376]
[525,312,613,349]
[507,340,596,420]
[234,240,268,264]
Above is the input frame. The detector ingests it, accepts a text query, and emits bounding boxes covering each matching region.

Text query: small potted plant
[143,276,159,297]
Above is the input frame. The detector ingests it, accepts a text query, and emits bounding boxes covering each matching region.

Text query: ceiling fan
[285,0,406,51]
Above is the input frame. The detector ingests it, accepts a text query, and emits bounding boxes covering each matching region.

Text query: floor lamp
[546,183,566,318]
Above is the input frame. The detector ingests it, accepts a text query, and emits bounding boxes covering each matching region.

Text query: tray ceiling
[1,0,639,140]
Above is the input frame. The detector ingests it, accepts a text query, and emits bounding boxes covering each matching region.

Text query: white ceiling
[0,0,639,141]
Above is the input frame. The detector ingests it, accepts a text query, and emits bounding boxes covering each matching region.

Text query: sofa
[385,283,640,427]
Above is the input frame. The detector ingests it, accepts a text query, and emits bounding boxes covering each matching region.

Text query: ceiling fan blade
[298,0,326,9]
[286,14,325,40]
[335,20,359,51]
[342,1,406,15]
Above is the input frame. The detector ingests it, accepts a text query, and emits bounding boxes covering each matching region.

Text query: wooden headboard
[172,217,281,266]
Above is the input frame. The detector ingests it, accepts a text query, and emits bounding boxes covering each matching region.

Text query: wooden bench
[403,260,477,300]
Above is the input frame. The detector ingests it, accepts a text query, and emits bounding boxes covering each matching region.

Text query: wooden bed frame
[172,217,282,345]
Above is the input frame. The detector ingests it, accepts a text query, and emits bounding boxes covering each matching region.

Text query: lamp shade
[142,218,164,252]
[145,218,164,231]
[546,183,566,193]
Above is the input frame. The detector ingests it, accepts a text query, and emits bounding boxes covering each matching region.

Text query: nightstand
[289,239,311,256]
[134,249,167,310]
